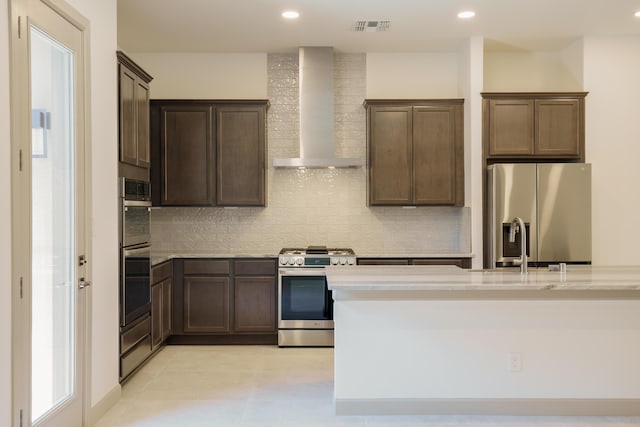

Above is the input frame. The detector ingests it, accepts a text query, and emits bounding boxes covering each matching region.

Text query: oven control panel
[278,255,356,267]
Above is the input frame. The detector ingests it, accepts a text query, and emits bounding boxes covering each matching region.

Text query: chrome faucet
[509,217,528,274]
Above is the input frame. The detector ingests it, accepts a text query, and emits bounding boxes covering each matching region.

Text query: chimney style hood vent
[272,47,363,168]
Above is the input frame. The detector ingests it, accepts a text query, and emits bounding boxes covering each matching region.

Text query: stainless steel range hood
[272,47,363,168]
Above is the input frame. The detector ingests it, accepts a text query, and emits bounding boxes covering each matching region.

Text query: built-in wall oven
[278,246,355,347]
[119,178,152,380]
[119,178,151,327]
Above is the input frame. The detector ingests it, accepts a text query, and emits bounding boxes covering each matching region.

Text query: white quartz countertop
[325,265,640,292]
[151,252,277,266]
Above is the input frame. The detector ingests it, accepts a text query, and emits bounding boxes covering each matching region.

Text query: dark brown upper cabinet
[151,100,268,207]
[154,103,215,206]
[483,93,587,161]
[216,105,266,206]
[365,100,464,207]
[117,51,152,181]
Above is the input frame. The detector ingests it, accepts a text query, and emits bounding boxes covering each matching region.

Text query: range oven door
[278,268,333,329]
[120,245,151,327]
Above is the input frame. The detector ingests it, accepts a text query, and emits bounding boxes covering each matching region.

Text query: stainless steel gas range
[278,246,356,347]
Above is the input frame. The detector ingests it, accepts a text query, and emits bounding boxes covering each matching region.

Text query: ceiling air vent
[353,20,390,33]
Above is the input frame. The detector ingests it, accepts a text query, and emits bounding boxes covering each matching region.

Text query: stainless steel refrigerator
[487,163,591,267]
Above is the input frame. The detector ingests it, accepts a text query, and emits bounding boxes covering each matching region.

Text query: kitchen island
[326,265,640,416]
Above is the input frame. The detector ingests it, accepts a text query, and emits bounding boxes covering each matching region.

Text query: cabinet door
[369,106,413,205]
[161,278,172,340]
[136,80,150,167]
[488,99,534,156]
[183,276,230,333]
[535,99,580,157]
[119,66,138,166]
[216,105,266,206]
[234,277,276,333]
[160,105,214,206]
[151,283,162,349]
[413,105,462,205]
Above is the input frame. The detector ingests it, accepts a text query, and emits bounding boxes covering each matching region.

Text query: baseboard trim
[335,398,640,416]
[87,384,122,426]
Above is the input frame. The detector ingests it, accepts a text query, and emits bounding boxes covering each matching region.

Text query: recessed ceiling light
[457,11,476,19]
[635,10,640,17]
[282,10,300,19]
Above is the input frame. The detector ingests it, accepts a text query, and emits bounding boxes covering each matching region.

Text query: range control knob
[331,258,339,265]
[339,257,347,265]
[347,257,355,265]
[295,257,303,266]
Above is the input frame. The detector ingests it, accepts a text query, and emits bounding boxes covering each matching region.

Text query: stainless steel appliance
[119,178,152,327]
[278,246,356,347]
[487,163,591,267]
[119,178,152,380]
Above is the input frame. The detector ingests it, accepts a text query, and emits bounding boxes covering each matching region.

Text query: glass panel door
[30,26,76,424]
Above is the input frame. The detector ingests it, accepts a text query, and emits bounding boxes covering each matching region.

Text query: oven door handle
[278,268,327,276]
[123,245,150,256]
[123,200,152,208]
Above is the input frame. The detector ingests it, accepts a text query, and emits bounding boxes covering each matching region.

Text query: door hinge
[19,149,23,171]
[19,277,23,299]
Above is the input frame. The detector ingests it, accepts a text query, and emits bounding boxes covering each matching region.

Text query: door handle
[79,278,91,289]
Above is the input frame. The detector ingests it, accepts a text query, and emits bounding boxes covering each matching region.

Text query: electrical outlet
[507,352,522,372]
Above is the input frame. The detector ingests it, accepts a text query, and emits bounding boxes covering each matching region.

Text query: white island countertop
[326,265,640,293]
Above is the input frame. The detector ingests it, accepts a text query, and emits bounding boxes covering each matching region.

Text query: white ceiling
[117,0,640,53]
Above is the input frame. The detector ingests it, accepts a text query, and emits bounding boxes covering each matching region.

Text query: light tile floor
[94,345,640,427]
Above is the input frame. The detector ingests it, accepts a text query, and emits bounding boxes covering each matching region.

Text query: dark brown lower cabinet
[357,257,471,268]
[234,277,276,333]
[357,259,410,266]
[151,284,163,348]
[171,258,277,344]
[412,258,472,269]
[162,279,172,339]
[151,260,173,350]
[183,276,231,333]
[151,277,173,349]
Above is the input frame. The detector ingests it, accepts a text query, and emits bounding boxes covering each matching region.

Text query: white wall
[1,0,13,425]
[458,37,484,269]
[130,53,267,99]
[484,48,583,92]
[366,53,461,98]
[583,36,640,265]
[63,0,120,409]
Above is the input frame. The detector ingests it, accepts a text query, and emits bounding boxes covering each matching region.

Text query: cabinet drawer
[412,258,470,268]
[183,259,230,275]
[121,315,150,355]
[151,260,173,284]
[357,259,410,265]
[120,336,151,380]
[234,259,276,276]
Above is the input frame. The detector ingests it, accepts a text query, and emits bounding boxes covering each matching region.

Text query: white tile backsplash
[151,53,471,255]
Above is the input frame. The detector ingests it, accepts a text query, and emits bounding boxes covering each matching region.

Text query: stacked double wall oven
[119,178,152,380]
[278,246,356,347]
